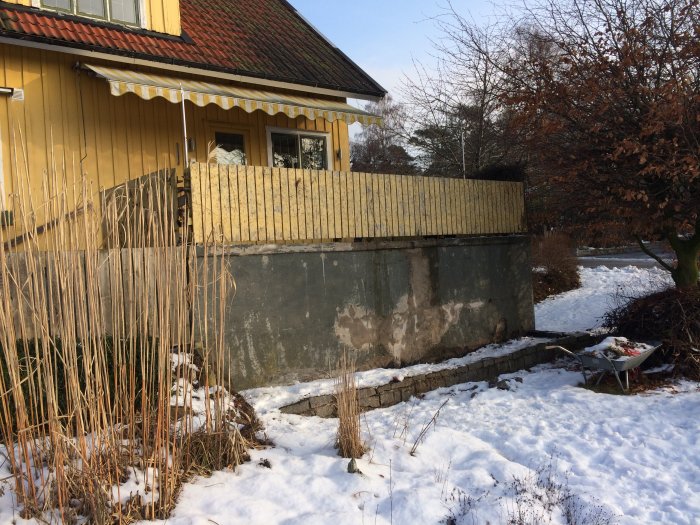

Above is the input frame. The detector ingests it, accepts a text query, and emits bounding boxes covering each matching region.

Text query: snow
[535,266,673,332]
[582,336,654,360]
[2,265,698,525]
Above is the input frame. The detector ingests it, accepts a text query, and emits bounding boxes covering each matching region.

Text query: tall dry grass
[0,160,247,523]
[335,352,364,459]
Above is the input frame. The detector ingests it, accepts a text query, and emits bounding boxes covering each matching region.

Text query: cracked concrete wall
[196,236,534,389]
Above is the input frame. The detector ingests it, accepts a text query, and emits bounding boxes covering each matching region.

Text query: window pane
[300,136,327,170]
[78,0,105,17]
[271,133,300,168]
[42,0,72,10]
[213,132,246,165]
[110,0,138,23]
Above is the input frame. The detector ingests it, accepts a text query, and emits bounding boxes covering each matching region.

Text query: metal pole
[180,85,189,167]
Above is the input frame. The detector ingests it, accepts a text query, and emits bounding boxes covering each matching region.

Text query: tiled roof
[0,0,386,98]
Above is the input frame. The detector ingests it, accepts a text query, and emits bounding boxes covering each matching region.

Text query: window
[41,0,140,25]
[268,129,330,170]
[212,132,246,166]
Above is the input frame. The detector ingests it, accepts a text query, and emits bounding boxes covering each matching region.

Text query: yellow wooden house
[0,0,385,240]
[0,0,533,388]
[0,0,527,249]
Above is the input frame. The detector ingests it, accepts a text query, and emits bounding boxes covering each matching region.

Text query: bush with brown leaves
[531,234,581,303]
[604,288,700,380]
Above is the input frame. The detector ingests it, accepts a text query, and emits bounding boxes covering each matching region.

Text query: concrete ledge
[280,333,599,418]
[197,235,529,256]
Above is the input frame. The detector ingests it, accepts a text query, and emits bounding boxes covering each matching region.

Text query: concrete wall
[198,236,534,389]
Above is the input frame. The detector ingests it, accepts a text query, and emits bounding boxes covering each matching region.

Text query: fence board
[276,168,288,241]
[228,166,241,243]
[190,163,525,244]
[237,167,250,242]
[272,168,283,241]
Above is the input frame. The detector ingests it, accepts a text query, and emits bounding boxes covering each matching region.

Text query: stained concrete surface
[196,236,534,389]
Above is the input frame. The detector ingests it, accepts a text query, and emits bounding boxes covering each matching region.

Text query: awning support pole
[180,85,189,167]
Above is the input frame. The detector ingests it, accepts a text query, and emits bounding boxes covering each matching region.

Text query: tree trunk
[670,241,700,290]
[667,229,700,290]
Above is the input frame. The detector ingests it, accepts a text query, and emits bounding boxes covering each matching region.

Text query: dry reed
[0,158,249,523]
[335,352,364,459]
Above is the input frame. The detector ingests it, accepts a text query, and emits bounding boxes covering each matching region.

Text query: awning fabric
[83,64,382,126]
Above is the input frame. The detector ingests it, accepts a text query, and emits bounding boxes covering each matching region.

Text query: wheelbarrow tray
[578,345,660,372]
[548,341,662,392]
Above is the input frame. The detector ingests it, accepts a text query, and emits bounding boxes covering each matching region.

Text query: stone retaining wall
[280,333,597,418]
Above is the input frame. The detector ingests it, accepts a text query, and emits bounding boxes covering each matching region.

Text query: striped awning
[83,64,382,126]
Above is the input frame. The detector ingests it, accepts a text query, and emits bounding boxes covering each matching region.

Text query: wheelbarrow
[546,342,662,393]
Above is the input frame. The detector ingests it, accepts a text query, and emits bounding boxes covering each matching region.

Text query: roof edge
[0,33,386,101]
[280,0,387,98]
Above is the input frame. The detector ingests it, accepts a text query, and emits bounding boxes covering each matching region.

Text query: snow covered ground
[2,266,698,524]
[153,266,697,525]
[535,266,673,332]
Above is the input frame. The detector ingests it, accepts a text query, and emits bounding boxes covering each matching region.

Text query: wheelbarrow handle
[546,345,588,384]
[546,345,576,358]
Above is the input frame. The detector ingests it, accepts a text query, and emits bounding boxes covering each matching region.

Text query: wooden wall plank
[303,169,315,241]
[237,166,250,242]
[246,167,259,242]
[415,176,425,236]
[217,164,233,243]
[272,167,284,241]
[319,170,330,239]
[294,169,305,240]
[414,176,423,237]
[387,175,398,237]
[332,172,343,239]
[457,179,467,234]
[286,168,299,240]
[190,164,203,243]
[339,171,350,238]
[371,172,382,237]
[229,166,242,243]
[263,167,275,241]
[208,164,222,242]
[276,168,288,241]
[312,170,323,241]
[355,172,364,237]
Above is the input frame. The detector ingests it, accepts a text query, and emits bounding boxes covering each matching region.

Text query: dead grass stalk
[335,352,364,459]
[0,159,249,523]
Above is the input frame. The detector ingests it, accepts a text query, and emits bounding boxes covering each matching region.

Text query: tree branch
[636,235,673,272]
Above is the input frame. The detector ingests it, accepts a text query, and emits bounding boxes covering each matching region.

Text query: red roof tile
[0,0,385,98]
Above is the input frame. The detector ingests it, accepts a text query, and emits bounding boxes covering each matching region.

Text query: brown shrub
[603,288,700,380]
[531,233,581,303]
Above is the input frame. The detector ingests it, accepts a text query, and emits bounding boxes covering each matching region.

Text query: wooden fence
[2,248,188,339]
[190,163,526,245]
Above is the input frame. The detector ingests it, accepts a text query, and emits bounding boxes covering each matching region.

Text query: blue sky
[287,1,494,98]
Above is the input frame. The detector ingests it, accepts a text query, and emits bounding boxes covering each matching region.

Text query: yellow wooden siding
[3,1,181,35]
[146,0,182,35]
[191,163,527,244]
[0,45,350,245]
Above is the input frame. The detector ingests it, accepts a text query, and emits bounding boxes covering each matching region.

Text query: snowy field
[2,266,698,524]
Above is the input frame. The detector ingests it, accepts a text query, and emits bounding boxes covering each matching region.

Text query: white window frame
[266,127,332,171]
[37,0,142,27]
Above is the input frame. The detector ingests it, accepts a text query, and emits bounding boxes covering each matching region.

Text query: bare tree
[350,96,417,175]
[401,5,524,177]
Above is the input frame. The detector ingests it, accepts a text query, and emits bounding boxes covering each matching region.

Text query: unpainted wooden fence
[1,248,189,340]
[190,163,526,245]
